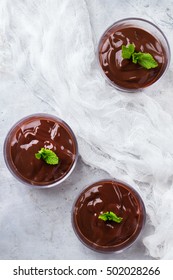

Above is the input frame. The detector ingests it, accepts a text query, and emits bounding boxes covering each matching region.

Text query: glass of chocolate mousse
[72,179,146,253]
[98,18,170,92]
[4,114,78,188]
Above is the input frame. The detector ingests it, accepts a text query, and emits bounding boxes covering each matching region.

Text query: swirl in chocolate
[98,25,168,90]
[5,114,77,186]
[73,180,145,252]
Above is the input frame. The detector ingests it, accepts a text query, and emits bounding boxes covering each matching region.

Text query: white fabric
[1,0,173,259]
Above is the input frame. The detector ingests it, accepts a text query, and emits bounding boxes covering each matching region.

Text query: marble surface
[1,0,173,260]
[0,79,152,260]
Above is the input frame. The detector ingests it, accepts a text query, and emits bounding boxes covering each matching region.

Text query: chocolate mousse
[72,180,146,252]
[4,114,78,187]
[98,18,170,91]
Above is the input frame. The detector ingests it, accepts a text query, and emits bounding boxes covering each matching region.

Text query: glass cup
[4,113,78,188]
[72,179,146,253]
[97,18,170,92]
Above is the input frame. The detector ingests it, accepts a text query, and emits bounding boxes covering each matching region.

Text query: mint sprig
[122,44,158,69]
[35,148,59,165]
[122,44,135,59]
[98,211,123,223]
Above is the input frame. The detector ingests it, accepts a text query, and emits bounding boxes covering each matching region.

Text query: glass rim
[3,113,79,189]
[72,178,146,253]
[97,17,171,92]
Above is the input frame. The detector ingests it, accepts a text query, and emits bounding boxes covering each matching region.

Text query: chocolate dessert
[72,180,146,252]
[98,18,170,91]
[4,114,78,187]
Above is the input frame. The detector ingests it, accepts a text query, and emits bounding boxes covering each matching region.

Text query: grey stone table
[0,75,154,259]
[0,75,153,260]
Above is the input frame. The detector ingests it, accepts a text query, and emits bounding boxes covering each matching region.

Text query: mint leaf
[121,44,158,69]
[131,52,142,64]
[122,44,135,59]
[35,153,41,159]
[132,52,158,69]
[35,148,59,165]
[98,211,123,223]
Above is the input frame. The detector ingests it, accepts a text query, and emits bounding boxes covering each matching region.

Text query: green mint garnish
[35,148,59,165]
[122,44,158,69]
[98,211,123,223]
[132,52,158,69]
[122,44,135,59]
